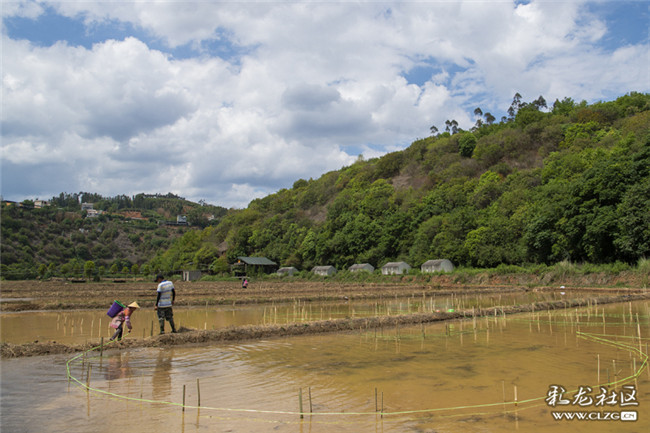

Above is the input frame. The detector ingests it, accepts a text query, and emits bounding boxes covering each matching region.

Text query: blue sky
[2,0,648,208]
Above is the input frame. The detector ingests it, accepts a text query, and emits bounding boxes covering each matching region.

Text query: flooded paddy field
[2,289,603,345]
[2,299,649,433]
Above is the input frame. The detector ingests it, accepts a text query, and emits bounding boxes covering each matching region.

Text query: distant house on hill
[86,209,102,218]
[349,263,374,273]
[277,266,298,276]
[312,265,337,277]
[381,261,411,275]
[421,259,455,273]
[34,199,50,208]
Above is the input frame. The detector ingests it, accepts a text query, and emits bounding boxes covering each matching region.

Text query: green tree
[211,256,230,274]
[458,133,477,158]
[84,260,95,279]
[194,245,219,271]
[38,263,47,279]
[60,263,72,278]
[615,177,650,260]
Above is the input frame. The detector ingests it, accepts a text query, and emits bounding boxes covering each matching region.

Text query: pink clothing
[109,307,134,330]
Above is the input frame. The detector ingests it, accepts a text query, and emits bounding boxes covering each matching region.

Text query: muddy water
[1,290,585,344]
[2,301,649,433]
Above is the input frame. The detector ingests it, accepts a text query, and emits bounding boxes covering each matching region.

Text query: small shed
[381,261,411,275]
[182,270,202,281]
[421,259,455,273]
[277,266,298,276]
[232,256,278,276]
[312,265,337,277]
[349,263,374,273]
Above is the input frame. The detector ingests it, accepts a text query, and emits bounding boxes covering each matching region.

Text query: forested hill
[1,193,229,280]
[2,93,649,280]
[149,93,650,274]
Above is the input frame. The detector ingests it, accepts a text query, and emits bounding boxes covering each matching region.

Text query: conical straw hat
[128,302,140,309]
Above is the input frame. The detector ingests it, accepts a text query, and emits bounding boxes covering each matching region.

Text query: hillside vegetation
[1,193,228,279]
[150,92,650,274]
[2,93,649,280]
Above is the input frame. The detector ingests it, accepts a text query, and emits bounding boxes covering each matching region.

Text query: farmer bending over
[109,302,140,341]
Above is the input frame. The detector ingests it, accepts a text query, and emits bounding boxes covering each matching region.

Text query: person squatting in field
[155,274,177,334]
[109,302,140,341]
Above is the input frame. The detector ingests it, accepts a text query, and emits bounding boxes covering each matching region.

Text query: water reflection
[153,349,173,401]
[1,290,595,344]
[104,352,133,381]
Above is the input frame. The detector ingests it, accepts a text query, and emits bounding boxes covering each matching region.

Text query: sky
[1,0,649,209]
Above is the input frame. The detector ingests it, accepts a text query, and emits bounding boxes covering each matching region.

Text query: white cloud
[0,0,44,19]
[1,0,648,208]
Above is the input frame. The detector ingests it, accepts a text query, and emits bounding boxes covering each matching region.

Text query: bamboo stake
[309,387,313,413]
[299,388,304,419]
[375,388,378,412]
[197,379,201,407]
[182,385,186,412]
[637,314,642,354]
[86,364,92,390]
